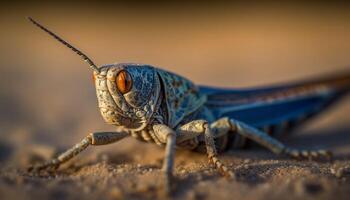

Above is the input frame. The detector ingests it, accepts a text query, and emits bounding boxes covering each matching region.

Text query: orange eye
[92,73,96,83]
[116,70,133,94]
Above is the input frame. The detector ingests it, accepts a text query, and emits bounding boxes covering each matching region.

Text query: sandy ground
[1,126,350,200]
[1,3,350,200]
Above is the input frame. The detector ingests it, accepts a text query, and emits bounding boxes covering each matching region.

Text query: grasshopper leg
[28,131,128,172]
[152,124,177,195]
[226,118,332,160]
[153,121,234,194]
[176,120,234,178]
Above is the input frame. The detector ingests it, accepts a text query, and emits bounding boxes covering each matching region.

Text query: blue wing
[200,72,350,128]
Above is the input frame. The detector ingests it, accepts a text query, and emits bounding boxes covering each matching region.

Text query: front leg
[152,124,176,194]
[28,131,129,172]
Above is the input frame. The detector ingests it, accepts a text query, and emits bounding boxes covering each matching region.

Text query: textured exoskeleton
[27,17,350,193]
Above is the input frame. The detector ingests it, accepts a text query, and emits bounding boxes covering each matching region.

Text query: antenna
[27,17,100,73]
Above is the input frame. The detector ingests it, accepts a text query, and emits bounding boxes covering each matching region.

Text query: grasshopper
[28,17,350,192]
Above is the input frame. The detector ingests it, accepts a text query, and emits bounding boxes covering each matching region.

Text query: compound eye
[116,70,133,94]
[92,73,96,83]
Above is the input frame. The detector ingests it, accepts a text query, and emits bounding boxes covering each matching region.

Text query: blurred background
[1,1,350,166]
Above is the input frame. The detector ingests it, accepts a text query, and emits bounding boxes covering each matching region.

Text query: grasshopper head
[93,63,161,130]
[28,18,162,130]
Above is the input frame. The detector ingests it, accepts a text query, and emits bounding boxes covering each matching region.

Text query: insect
[28,17,350,193]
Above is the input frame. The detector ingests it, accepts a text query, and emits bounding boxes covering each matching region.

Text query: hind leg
[210,117,332,160]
